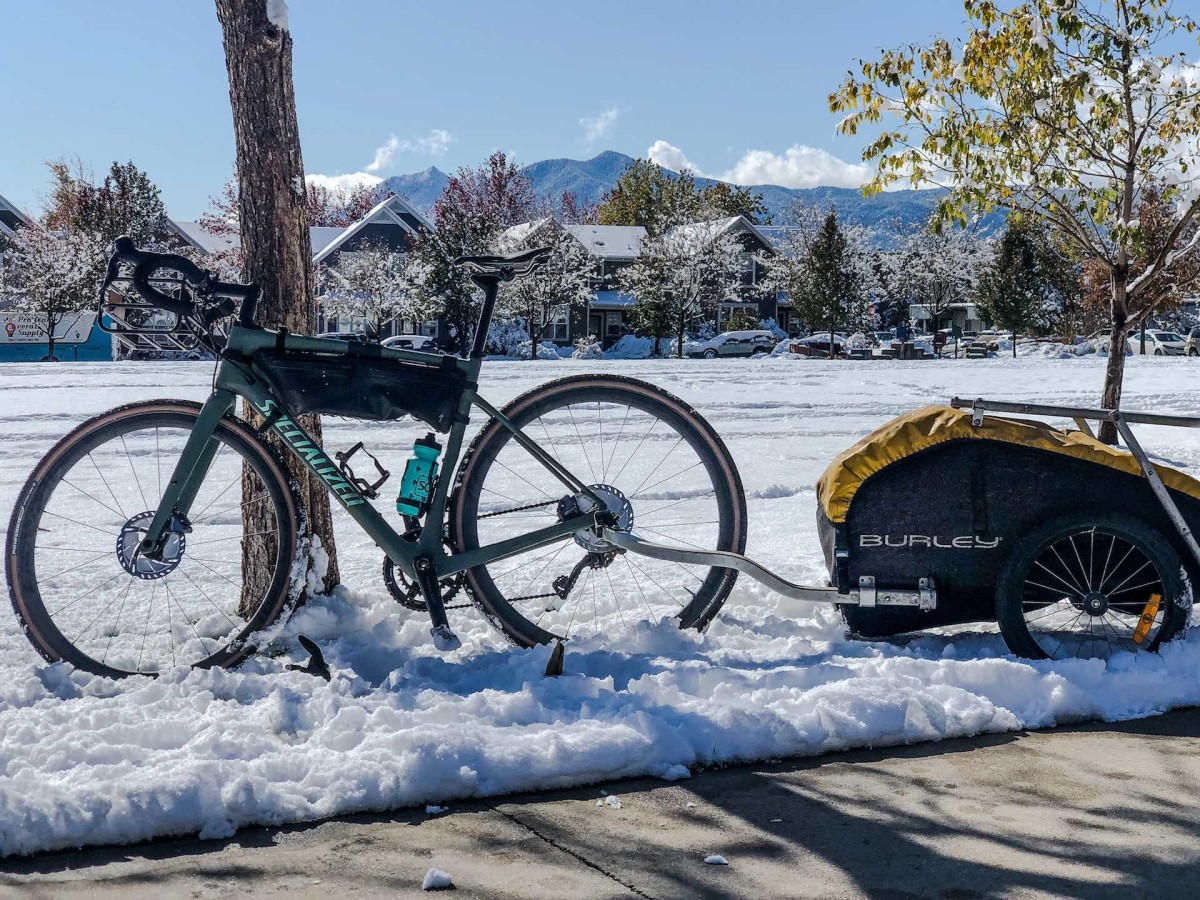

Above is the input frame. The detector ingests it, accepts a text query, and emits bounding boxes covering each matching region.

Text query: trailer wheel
[995,511,1188,660]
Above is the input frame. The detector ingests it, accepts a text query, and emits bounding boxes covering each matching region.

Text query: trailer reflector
[1133,593,1162,645]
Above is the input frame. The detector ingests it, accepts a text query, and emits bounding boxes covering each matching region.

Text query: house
[177,192,435,337]
[501,215,779,348]
[0,192,34,248]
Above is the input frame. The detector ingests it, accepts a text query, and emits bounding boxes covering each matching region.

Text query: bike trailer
[815,404,1200,649]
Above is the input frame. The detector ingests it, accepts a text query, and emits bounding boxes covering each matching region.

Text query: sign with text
[0,312,96,345]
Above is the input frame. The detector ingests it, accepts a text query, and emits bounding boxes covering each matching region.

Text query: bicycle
[7,238,748,677]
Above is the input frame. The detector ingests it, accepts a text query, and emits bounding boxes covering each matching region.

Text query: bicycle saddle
[453,247,552,280]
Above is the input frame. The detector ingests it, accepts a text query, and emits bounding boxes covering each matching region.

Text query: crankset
[382,539,467,611]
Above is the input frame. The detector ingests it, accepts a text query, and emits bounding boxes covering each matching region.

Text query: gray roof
[564,224,645,258]
[173,222,369,258]
[0,193,34,239]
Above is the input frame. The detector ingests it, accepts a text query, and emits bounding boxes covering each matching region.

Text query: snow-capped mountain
[381,150,979,233]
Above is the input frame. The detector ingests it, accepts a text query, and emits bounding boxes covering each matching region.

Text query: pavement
[4,709,1200,900]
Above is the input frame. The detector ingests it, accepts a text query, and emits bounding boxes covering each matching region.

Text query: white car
[687,330,777,359]
[1128,330,1186,356]
[381,334,439,352]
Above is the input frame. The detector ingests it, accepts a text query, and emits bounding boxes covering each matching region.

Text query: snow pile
[3,358,1200,857]
[602,334,676,359]
[422,868,453,891]
[514,340,563,361]
[571,337,604,360]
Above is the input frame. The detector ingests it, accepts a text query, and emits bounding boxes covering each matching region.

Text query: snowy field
[4,354,1200,856]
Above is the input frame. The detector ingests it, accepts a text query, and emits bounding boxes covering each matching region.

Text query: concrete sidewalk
[4,710,1200,899]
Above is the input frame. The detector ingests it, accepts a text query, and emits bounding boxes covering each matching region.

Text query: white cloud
[364,129,456,173]
[305,172,383,194]
[580,108,620,143]
[720,145,873,189]
[647,140,873,189]
[646,140,701,174]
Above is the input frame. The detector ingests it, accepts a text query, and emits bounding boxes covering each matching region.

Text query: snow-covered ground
[4,354,1200,857]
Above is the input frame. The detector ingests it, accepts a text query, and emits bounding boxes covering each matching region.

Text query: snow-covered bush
[758,318,788,339]
[572,335,604,359]
[485,317,530,356]
[603,334,677,359]
[515,340,563,360]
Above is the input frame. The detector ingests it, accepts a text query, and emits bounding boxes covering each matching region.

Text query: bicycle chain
[477,498,562,519]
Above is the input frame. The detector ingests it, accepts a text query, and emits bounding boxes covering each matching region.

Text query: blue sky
[1,1,967,219]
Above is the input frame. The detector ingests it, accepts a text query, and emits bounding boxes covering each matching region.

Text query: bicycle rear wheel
[449,375,747,647]
[7,400,300,677]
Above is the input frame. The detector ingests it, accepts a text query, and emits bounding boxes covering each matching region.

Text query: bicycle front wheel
[7,400,300,677]
[449,375,747,647]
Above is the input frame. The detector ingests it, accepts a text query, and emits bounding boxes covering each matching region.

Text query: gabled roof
[311,193,434,264]
[564,224,646,258]
[667,215,774,252]
[0,193,34,240]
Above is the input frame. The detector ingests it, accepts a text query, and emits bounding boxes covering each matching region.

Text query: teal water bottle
[396,434,442,517]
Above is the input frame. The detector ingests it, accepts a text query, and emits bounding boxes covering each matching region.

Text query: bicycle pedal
[286,634,331,681]
[430,625,462,652]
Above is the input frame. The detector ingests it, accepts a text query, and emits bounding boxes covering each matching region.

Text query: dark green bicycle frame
[138,323,604,605]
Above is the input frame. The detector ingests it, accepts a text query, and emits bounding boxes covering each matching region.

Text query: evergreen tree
[976,219,1076,356]
[791,210,862,357]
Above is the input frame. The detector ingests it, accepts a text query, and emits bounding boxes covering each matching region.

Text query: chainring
[382,538,466,611]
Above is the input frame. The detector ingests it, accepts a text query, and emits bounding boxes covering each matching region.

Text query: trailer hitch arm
[601,530,935,609]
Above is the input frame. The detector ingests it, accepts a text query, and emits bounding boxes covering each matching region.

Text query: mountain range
[382,150,998,235]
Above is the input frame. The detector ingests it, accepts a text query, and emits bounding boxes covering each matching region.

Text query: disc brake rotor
[572,483,634,552]
[116,510,186,580]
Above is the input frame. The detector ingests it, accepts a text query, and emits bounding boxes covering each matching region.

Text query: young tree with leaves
[900,222,991,345]
[621,221,743,357]
[44,158,168,248]
[831,0,1200,440]
[976,218,1077,355]
[0,226,104,361]
[318,240,441,339]
[598,158,770,234]
[495,219,594,360]
[415,151,539,351]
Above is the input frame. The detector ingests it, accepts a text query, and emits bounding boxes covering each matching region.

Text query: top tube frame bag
[250,349,466,433]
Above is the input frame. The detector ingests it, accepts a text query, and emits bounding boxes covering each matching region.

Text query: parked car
[687,330,777,359]
[1128,330,1187,356]
[788,333,849,357]
[381,334,439,352]
[314,331,369,343]
[1185,326,1200,356]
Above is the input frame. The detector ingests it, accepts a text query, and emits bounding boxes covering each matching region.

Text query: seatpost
[469,275,502,359]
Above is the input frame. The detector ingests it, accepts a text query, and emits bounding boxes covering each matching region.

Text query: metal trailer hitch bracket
[601,530,935,610]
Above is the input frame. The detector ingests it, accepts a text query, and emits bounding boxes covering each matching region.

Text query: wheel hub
[116,511,186,580]
[1081,591,1109,616]
[572,483,634,552]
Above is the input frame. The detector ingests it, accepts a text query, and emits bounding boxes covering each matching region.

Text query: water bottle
[396,433,442,517]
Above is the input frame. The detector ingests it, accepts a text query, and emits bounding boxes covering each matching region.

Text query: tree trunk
[530,310,539,361]
[677,306,685,360]
[1012,331,1017,359]
[1098,272,1131,445]
[215,0,341,596]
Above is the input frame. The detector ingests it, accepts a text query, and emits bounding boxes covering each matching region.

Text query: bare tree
[215,0,340,594]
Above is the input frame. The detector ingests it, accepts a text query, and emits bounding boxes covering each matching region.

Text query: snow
[3,356,1200,857]
[266,0,289,30]
[422,868,453,890]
